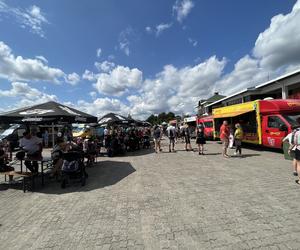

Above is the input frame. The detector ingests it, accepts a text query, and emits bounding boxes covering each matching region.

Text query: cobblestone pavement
[1,139,300,250]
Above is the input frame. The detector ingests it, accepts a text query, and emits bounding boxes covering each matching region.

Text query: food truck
[197,116,214,139]
[212,99,300,149]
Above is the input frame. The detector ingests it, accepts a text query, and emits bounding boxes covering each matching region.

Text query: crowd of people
[2,119,300,187]
[153,120,244,157]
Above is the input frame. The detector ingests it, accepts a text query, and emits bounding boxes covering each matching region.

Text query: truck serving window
[268,116,285,128]
[283,114,300,128]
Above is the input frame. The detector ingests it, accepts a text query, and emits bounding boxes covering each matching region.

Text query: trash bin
[283,141,294,161]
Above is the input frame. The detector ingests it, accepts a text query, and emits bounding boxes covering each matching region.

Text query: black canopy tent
[98,113,134,127]
[0,101,97,146]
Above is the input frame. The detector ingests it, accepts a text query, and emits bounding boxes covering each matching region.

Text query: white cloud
[76,98,130,118]
[94,61,115,72]
[173,0,194,23]
[82,70,97,81]
[89,91,97,99]
[119,27,135,56]
[96,48,102,58]
[188,38,198,47]
[0,41,65,83]
[0,82,57,107]
[65,72,80,85]
[35,55,48,64]
[128,56,226,118]
[156,23,172,36]
[253,0,300,70]
[93,65,143,96]
[0,1,49,37]
[145,26,152,33]
[215,0,300,96]
[215,55,269,95]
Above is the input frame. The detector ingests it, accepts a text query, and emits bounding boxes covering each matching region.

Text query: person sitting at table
[19,131,43,173]
[50,137,67,178]
[0,140,14,182]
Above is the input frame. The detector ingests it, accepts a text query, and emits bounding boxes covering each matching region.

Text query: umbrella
[0,101,97,124]
[98,113,134,126]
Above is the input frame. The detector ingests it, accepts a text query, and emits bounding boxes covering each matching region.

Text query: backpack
[291,129,300,145]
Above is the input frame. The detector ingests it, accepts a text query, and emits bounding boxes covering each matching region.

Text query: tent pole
[52,122,55,148]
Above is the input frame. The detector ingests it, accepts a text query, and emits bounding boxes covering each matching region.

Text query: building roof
[205,93,226,103]
[205,68,300,108]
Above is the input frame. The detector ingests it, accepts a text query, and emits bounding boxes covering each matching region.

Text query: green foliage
[146,112,176,125]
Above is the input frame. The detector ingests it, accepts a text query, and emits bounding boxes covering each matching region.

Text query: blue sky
[0,0,300,119]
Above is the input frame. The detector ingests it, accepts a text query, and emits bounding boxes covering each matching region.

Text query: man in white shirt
[167,123,176,152]
[19,131,43,173]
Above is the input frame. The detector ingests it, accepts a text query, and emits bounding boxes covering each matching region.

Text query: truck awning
[213,110,251,119]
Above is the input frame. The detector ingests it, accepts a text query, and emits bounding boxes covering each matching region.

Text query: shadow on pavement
[19,160,136,194]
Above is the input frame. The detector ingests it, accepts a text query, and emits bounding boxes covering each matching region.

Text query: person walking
[234,123,243,156]
[167,123,176,152]
[153,125,162,153]
[283,128,300,183]
[196,124,206,155]
[184,124,193,151]
[220,120,230,158]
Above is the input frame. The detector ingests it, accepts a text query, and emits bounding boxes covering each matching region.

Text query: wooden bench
[0,171,36,193]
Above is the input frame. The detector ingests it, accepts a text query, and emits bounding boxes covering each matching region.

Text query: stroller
[61,151,87,188]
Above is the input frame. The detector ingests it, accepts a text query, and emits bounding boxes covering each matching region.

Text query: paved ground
[1,139,300,250]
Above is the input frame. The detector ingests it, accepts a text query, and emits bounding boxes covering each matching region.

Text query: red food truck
[197,116,214,139]
[212,99,300,149]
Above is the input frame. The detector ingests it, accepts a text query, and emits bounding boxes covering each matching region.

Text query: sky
[0,0,300,119]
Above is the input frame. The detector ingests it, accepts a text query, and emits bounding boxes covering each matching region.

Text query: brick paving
[1,139,300,250]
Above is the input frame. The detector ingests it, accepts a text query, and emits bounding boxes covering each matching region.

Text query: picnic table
[0,156,52,192]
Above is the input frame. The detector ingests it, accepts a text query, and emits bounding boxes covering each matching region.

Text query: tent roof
[98,113,134,126]
[0,101,97,124]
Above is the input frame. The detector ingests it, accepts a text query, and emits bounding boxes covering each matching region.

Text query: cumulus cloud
[65,72,80,85]
[93,65,143,96]
[0,41,65,83]
[0,40,81,85]
[0,1,49,37]
[0,82,57,108]
[82,70,97,81]
[253,0,300,70]
[94,61,115,73]
[215,55,269,95]
[76,98,130,118]
[215,0,300,96]
[173,0,194,23]
[127,56,226,118]
[156,23,172,36]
